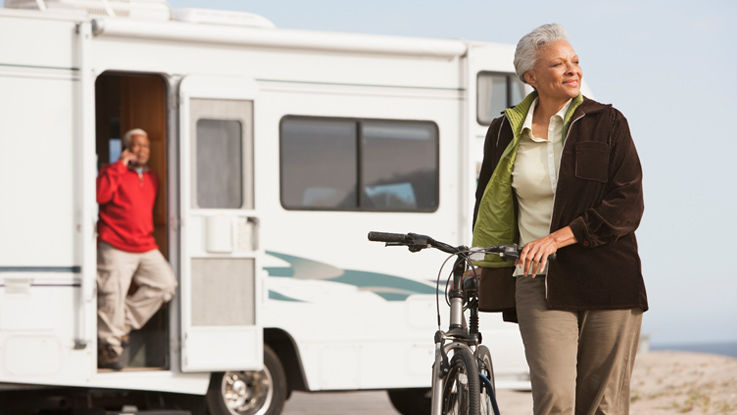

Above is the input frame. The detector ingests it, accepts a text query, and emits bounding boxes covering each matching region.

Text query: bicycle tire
[441,347,480,415]
[475,345,499,415]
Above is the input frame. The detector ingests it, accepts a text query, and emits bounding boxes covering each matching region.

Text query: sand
[496,350,737,415]
[283,350,737,414]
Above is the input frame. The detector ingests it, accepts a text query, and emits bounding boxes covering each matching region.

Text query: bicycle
[368,231,523,415]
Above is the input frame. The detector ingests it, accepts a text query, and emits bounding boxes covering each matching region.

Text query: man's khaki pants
[515,276,642,415]
[97,242,177,356]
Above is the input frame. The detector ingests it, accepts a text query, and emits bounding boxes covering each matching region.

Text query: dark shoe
[99,356,125,371]
[98,343,128,371]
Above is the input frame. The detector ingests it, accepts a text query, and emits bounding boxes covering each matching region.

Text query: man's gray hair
[122,128,148,148]
[514,23,568,84]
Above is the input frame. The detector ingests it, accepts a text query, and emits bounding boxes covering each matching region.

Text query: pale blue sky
[177,0,736,345]
[162,0,735,345]
[7,0,735,344]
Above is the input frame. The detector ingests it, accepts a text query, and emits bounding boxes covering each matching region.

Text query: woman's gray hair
[122,128,148,148]
[514,23,568,84]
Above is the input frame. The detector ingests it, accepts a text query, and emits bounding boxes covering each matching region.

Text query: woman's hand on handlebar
[517,226,577,277]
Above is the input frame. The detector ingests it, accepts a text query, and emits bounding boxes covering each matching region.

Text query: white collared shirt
[512,97,572,276]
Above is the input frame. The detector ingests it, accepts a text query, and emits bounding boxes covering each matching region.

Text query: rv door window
[476,72,526,125]
[196,119,243,209]
[280,116,438,212]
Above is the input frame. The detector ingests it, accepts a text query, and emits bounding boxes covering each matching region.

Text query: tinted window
[280,118,357,209]
[196,119,243,208]
[281,117,438,212]
[361,121,438,211]
[477,72,527,125]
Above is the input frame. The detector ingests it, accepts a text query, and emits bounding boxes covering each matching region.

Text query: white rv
[0,1,580,413]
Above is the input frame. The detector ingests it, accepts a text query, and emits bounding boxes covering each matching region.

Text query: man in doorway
[96,128,177,370]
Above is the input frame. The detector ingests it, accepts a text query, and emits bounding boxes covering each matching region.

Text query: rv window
[196,119,243,209]
[476,72,526,125]
[360,121,438,211]
[280,117,438,212]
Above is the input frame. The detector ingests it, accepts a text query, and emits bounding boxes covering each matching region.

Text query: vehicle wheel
[207,346,287,415]
[441,347,479,415]
[475,345,498,415]
[387,388,431,415]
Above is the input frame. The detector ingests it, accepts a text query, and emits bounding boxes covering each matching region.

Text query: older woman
[472,24,648,414]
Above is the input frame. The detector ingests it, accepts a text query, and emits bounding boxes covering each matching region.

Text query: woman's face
[524,40,582,101]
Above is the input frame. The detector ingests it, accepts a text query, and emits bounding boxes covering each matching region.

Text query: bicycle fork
[430,340,444,415]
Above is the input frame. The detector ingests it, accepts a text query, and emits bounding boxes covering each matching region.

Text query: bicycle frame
[367,231,515,415]
[430,254,479,415]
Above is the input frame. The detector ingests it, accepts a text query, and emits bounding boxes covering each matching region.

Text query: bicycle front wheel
[441,347,480,415]
[476,345,499,415]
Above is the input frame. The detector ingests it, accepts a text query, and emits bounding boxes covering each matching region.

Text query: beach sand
[496,350,737,414]
[282,350,737,414]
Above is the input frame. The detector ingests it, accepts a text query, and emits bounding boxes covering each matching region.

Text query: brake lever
[384,242,429,253]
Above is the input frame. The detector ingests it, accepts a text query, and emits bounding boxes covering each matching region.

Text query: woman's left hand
[517,226,577,277]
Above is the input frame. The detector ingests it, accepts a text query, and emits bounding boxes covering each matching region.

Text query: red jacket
[96,160,158,252]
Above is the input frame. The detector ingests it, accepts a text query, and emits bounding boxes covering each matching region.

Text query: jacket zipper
[546,113,585,301]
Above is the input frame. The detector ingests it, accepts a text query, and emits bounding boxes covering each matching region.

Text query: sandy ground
[475,350,737,415]
[283,350,737,414]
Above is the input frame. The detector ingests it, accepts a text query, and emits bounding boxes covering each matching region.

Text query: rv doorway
[94,72,171,370]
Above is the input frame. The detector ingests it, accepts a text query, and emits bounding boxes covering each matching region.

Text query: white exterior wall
[0,9,531,393]
[0,12,93,386]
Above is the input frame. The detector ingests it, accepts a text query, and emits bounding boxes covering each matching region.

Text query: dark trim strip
[256,77,464,92]
[0,266,82,273]
[0,62,80,71]
[0,283,81,288]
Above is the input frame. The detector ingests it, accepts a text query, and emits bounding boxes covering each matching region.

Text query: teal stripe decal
[264,250,435,302]
[268,290,304,302]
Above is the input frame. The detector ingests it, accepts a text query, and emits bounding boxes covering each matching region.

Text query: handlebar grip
[367,231,408,243]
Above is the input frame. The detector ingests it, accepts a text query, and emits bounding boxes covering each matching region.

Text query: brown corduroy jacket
[473,97,648,321]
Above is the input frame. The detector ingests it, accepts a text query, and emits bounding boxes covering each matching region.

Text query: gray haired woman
[472,23,648,414]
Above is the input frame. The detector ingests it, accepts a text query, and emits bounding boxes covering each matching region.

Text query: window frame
[279,115,440,213]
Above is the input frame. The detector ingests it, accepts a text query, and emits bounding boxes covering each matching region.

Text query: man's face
[129,133,151,166]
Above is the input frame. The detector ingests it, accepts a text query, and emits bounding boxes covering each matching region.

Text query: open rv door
[178,75,263,372]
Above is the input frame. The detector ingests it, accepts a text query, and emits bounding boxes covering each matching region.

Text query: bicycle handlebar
[367,231,409,244]
[368,231,556,261]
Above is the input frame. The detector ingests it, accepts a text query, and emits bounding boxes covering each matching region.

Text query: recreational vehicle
[0,1,590,413]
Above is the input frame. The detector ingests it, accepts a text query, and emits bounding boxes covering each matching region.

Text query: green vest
[472,92,583,267]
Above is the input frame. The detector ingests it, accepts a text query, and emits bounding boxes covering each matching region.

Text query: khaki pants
[97,242,177,356]
[515,276,642,415]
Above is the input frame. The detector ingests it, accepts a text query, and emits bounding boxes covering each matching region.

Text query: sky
[159,0,735,346]
[6,0,735,345]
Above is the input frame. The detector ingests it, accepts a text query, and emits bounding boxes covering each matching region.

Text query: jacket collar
[571,96,610,118]
[505,91,586,138]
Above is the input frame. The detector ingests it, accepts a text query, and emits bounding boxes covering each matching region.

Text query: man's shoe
[98,343,128,371]
[99,356,125,371]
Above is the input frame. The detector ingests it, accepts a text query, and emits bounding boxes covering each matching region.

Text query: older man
[96,128,177,370]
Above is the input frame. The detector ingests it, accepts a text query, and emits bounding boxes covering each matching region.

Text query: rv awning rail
[91,18,468,58]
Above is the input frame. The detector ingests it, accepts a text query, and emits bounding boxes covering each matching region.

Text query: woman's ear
[524,71,537,89]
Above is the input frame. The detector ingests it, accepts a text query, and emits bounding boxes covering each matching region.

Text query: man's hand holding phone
[120,149,137,167]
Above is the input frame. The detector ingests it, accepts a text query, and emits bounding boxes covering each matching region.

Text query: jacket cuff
[569,216,593,248]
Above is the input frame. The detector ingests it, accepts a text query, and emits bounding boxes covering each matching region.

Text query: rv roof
[91,17,470,58]
[171,8,275,29]
[5,0,170,20]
